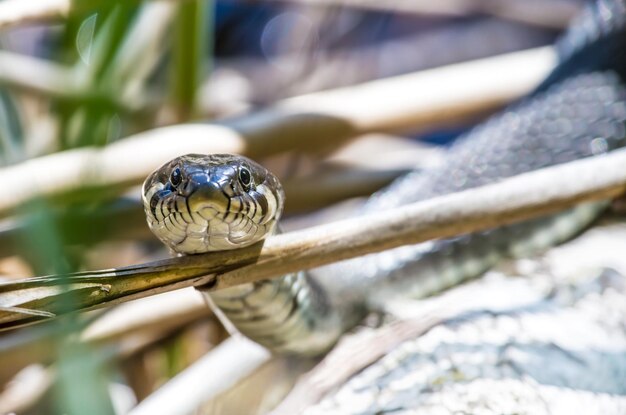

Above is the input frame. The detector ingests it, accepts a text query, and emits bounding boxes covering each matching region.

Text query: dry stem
[1,147,625,330]
[0,47,555,217]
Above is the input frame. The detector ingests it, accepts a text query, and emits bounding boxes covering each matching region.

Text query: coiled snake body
[143,0,626,357]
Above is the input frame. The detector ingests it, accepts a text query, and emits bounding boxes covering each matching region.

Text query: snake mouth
[144,181,268,253]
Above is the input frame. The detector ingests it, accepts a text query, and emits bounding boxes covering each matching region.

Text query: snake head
[142,154,285,254]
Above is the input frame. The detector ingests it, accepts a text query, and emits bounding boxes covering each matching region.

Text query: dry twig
[128,336,271,415]
[0,47,555,217]
[1,147,625,329]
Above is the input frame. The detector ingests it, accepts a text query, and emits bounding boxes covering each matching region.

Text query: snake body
[142,154,342,355]
[143,0,626,356]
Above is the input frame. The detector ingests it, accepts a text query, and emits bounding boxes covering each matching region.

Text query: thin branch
[1,147,626,330]
[128,336,271,415]
[0,47,555,217]
[0,138,434,255]
[0,51,72,98]
[278,46,554,133]
[80,288,211,344]
[0,141,422,256]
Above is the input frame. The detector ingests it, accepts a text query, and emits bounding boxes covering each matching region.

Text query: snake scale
[143,0,626,357]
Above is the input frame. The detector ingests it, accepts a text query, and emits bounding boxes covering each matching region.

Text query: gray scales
[143,0,626,360]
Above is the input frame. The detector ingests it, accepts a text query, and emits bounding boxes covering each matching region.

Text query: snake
[142,0,626,357]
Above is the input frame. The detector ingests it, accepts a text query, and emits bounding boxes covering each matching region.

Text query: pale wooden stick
[0,290,214,412]
[0,51,74,97]
[1,147,626,330]
[0,47,555,217]
[80,288,210,343]
[0,365,53,415]
[279,47,554,133]
[0,289,212,385]
[0,317,203,415]
[128,336,271,415]
[209,19,551,108]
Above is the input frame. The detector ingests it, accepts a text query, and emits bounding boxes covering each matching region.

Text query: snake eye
[238,166,252,190]
[170,167,182,187]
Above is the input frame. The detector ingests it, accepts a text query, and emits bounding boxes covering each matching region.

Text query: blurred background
[0,0,588,414]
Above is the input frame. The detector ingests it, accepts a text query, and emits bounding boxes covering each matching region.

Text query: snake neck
[200,227,345,356]
[202,272,343,356]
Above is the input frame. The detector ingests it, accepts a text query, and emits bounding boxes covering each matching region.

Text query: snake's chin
[145,205,274,254]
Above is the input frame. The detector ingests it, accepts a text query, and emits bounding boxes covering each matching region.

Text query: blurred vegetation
[0,1,213,413]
